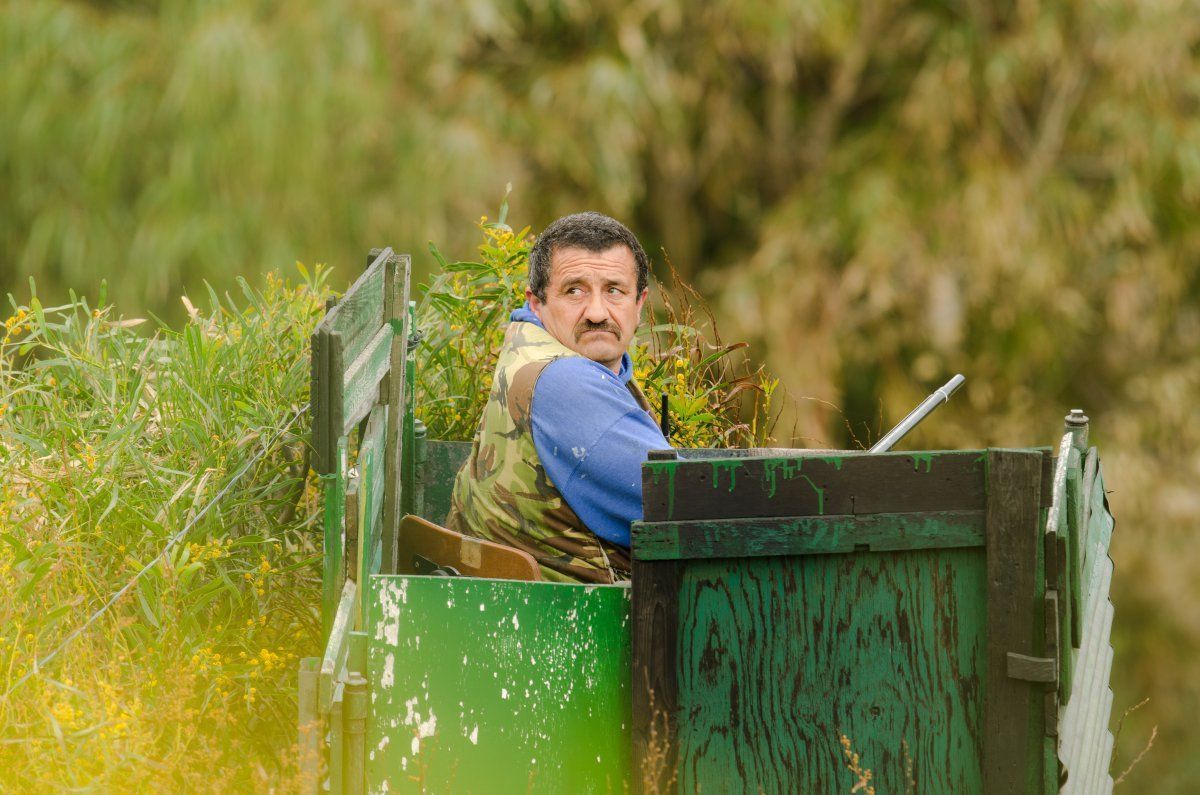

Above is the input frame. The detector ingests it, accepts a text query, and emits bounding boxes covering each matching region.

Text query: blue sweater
[510,305,670,548]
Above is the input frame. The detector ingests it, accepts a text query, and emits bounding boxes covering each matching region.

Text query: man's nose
[583,291,608,323]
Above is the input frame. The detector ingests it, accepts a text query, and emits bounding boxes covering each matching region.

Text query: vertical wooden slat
[631,557,683,795]
[310,329,326,474]
[345,479,360,585]
[400,300,417,519]
[329,681,346,795]
[983,449,1044,794]
[383,255,410,574]
[322,438,348,641]
[328,332,346,463]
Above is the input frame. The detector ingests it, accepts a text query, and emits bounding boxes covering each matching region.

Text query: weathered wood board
[632,447,1055,794]
[1058,451,1116,794]
[366,576,632,793]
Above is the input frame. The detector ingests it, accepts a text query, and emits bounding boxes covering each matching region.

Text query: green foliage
[0,270,330,789]
[4,0,1198,786]
[415,205,777,448]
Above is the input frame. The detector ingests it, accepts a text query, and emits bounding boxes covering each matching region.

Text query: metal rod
[869,374,966,453]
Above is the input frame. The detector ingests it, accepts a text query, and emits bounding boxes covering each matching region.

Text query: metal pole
[869,374,966,453]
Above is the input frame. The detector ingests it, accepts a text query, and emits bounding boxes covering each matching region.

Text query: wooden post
[344,673,368,795]
[382,254,410,575]
[983,449,1044,793]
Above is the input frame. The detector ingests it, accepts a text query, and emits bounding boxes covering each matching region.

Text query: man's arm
[530,357,670,548]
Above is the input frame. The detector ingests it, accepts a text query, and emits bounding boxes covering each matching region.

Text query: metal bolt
[1065,409,1088,427]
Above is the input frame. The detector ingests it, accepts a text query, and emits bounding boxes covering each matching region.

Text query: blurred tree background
[3,0,1196,788]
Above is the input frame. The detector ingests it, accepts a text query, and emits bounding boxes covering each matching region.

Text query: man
[445,212,670,583]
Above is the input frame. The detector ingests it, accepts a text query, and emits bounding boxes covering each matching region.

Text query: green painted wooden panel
[366,576,631,793]
[671,549,987,794]
[632,510,985,561]
[342,325,394,436]
[322,579,358,714]
[318,251,389,370]
[323,438,348,639]
[356,407,387,624]
[421,440,471,524]
[1058,453,1116,795]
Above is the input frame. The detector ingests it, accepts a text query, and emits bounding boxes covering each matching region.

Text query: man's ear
[635,288,649,316]
[525,287,543,320]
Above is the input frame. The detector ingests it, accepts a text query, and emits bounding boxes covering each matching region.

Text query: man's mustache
[574,321,620,340]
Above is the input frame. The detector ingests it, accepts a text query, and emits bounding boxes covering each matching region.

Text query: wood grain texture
[1058,458,1117,794]
[983,449,1044,795]
[641,450,989,522]
[310,329,326,474]
[631,558,683,794]
[669,549,987,793]
[632,510,985,561]
[317,251,388,368]
[382,254,410,574]
[340,325,392,437]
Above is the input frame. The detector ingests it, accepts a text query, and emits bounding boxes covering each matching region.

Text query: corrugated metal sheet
[1058,449,1116,794]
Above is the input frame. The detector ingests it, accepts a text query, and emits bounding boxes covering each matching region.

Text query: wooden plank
[1065,447,1084,649]
[631,559,683,794]
[317,250,389,369]
[632,510,985,561]
[669,549,987,792]
[400,301,418,518]
[345,477,359,585]
[340,325,392,436]
[366,576,631,792]
[382,254,410,573]
[422,440,472,524]
[1044,591,1060,738]
[327,333,346,466]
[322,437,348,641]
[641,450,988,522]
[982,449,1044,795]
[1046,435,1075,703]
[329,681,345,795]
[310,329,326,474]
[320,578,358,714]
[359,405,387,558]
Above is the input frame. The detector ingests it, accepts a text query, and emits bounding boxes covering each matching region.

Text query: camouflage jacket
[445,321,648,583]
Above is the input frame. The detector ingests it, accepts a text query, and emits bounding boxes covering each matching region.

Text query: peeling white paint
[501,688,509,699]
[381,653,395,688]
[469,725,479,745]
[511,613,520,630]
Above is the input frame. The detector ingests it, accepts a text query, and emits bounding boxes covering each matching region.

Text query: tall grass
[0,269,330,789]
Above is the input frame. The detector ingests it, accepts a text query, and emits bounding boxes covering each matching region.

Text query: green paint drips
[800,475,825,514]
[819,456,844,471]
[763,458,802,498]
[911,453,934,473]
[709,460,743,493]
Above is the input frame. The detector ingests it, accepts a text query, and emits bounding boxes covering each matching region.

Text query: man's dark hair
[528,211,649,301]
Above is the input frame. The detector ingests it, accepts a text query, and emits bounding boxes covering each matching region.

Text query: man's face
[527,244,647,374]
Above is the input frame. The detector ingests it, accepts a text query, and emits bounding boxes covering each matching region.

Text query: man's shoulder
[534,356,629,403]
